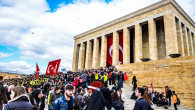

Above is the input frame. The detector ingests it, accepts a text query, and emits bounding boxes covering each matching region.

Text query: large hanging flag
[36,63,40,79]
[119,32,123,65]
[45,59,61,75]
[107,36,113,66]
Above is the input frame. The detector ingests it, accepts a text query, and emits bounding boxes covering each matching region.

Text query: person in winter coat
[166,86,172,106]
[47,87,55,110]
[32,89,45,110]
[118,79,122,90]
[133,87,150,110]
[111,92,124,110]
[0,85,8,110]
[3,86,34,110]
[49,87,62,110]
[132,76,137,91]
[83,91,105,110]
[108,72,112,85]
[53,84,74,110]
[72,76,79,89]
[100,88,113,110]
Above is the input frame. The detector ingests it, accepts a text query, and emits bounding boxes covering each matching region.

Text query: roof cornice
[74,0,195,40]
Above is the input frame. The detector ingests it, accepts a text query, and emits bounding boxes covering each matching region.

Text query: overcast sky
[0,0,194,74]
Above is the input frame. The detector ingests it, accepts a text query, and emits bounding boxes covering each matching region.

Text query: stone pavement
[107,83,192,110]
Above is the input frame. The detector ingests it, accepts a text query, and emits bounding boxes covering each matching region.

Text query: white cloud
[0,61,34,74]
[0,0,194,73]
[0,52,12,58]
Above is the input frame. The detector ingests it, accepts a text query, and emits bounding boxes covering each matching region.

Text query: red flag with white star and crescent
[107,36,113,66]
[45,59,61,75]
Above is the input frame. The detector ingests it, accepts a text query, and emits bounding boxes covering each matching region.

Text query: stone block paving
[107,83,192,110]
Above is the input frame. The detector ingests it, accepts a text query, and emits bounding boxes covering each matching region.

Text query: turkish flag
[36,63,40,79]
[107,36,113,65]
[45,59,61,75]
[119,32,123,65]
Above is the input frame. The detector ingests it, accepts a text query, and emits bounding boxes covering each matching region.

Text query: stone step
[111,83,192,110]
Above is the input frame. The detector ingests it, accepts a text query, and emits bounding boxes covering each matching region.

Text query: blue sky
[0,0,194,74]
[46,0,113,12]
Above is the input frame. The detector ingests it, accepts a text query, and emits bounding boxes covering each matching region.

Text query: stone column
[100,35,107,67]
[192,33,195,55]
[85,40,92,69]
[113,31,119,66]
[123,27,130,64]
[92,38,99,69]
[164,14,179,58]
[79,42,85,70]
[188,30,194,55]
[148,19,158,60]
[72,43,79,72]
[135,23,142,62]
[177,20,185,56]
[184,25,190,56]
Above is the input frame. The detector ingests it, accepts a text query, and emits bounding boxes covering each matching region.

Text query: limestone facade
[118,56,195,109]
[73,0,195,71]
[72,0,195,108]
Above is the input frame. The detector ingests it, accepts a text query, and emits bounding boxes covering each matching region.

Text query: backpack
[176,94,180,105]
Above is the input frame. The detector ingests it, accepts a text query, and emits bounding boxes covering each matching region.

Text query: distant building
[0,71,23,80]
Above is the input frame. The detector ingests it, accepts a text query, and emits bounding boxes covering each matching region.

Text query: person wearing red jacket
[108,72,112,85]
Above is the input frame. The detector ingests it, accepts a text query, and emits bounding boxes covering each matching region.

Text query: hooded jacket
[3,94,34,110]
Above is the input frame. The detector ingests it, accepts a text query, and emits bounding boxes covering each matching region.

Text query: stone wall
[117,56,195,109]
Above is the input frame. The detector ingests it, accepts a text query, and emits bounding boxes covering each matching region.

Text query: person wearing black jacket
[111,92,124,110]
[100,88,113,110]
[32,89,45,110]
[132,76,137,91]
[133,87,150,110]
[83,91,105,110]
[166,86,172,106]
[112,72,115,85]
[0,85,8,110]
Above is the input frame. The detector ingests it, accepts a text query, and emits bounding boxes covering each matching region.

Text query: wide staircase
[108,83,192,110]
[116,56,195,109]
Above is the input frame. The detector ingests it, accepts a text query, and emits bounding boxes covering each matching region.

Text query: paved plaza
[109,83,192,110]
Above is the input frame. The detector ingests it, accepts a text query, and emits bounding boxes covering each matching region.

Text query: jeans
[48,105,53,110]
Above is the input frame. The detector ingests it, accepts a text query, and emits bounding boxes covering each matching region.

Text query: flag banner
[150,79,155,100]
[107,36,113,65]
[45,59,61,75]
[165,80,167,97]
[119,31,123,65]
[36,63,40,79]
[150,79,154,92]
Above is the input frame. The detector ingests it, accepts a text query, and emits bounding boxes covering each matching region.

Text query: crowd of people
[131,76,179,110]
[0,66,179,110]
[0,66,127,110]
